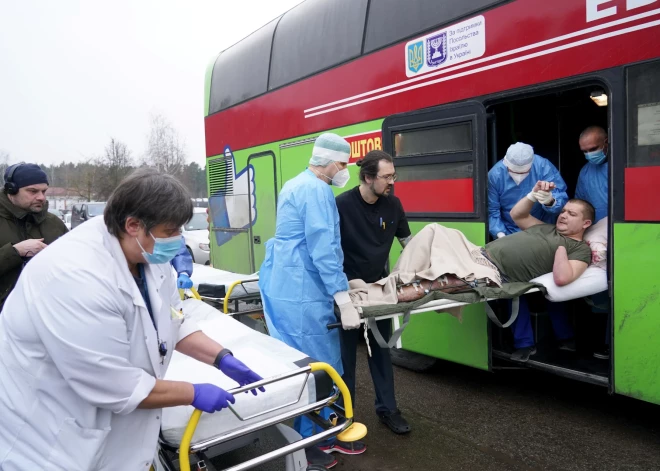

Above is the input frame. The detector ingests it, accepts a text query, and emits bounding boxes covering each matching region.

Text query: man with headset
[1,163,68,312]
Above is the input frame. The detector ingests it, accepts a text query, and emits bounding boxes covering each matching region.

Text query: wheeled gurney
[190,264,262,320]
[157,298,366,471]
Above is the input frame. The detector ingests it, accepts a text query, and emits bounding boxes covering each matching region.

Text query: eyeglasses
[376,173,398,182]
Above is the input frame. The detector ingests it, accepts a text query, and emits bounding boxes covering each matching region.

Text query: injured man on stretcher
[346,182,595,309]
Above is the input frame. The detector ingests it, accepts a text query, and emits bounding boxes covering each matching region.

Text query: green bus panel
[390,221,490,371]
[248,153,278,272]
[614,223,660,405]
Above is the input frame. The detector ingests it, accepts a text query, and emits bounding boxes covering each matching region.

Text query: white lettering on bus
[586,0,657,23]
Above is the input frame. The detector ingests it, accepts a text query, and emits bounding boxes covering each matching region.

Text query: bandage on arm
[510,192,544,230]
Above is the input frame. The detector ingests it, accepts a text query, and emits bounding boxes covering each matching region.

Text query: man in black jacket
[0,163,68,311]
[335,150,412,436]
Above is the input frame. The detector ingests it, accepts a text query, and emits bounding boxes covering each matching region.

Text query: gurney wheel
[337,422,368,442]
[390,348,437,372]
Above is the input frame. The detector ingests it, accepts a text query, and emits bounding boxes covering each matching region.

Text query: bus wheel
[390,348,437,372]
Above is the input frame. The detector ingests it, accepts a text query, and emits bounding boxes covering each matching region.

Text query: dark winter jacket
[0,192,68,311]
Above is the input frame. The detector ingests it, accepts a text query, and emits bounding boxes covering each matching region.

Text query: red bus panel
[625,166,660,221]
[395,178,474,213]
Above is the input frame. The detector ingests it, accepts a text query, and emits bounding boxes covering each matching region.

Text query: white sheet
[190,264,260,298]
[161,299,317,445]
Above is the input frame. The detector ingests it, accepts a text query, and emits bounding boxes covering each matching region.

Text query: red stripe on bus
[395,179,474,214]
[625,166,660,221]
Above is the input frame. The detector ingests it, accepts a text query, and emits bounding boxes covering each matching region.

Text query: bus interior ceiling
[487,85,609,379]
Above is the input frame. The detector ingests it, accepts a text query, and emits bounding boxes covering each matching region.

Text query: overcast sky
[0,0,303,167]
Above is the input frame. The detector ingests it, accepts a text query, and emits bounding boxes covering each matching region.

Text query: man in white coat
[0,169,264,470]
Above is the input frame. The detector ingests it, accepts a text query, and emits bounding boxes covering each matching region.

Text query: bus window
[269,0,368,90]
[394,123,472,157]
[625,60,660,221]
[364,0,505,53]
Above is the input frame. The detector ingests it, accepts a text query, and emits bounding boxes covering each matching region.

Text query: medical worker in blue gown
[577,125,610,360]
[259,133,365,467]
[488,142,573,362]
[171,237,194,289]
[488,142,568,239]
[576,126,608,224]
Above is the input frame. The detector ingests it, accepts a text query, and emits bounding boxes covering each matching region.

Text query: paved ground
[337,345,660,471]
[209,345,660,471]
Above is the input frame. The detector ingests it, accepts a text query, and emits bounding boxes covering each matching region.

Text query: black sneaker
[305,445,337,468]
[593,346,610,360]
[511,346,537,362]
[558,338,576,352]
[378,410,411,434]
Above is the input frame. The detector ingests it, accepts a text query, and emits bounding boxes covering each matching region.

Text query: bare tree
[70,158,102,201]
[97,138,134,199]
[145,114,187,176]
[0,150,9,186]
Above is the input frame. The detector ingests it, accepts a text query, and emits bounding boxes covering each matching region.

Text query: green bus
[203,0,660,405]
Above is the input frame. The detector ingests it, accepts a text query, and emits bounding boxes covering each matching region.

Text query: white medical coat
[0,216,200,470]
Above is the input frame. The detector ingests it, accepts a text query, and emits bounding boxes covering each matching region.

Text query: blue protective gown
[259,169,348,375]
[171,236,193,276]
[575,161,608,223]
[488,155,568,238]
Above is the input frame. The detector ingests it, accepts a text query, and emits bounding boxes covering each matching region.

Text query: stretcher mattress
[531,265,607,302]
[161,299,328,445]
[190,264,259,299]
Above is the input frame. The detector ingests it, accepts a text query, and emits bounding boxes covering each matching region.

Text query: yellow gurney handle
[179,287,202,301]
[179,408,202,471]
[178,362,366,471]
[223,280,243,314]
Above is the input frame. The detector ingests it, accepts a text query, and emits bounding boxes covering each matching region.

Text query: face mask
[509,172,529,185]
[584,149,607,165]
[137,233,181,264]
[331,163,350,188]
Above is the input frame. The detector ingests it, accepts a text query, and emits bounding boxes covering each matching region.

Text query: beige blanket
[348,224,502,307]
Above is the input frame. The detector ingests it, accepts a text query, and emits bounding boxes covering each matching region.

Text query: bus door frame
[479,68,624,391]
[246,150,278,273]
[381,100,492,371]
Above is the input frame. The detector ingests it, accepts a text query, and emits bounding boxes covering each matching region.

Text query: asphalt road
[335,345,660,471]
[209,344,660,471]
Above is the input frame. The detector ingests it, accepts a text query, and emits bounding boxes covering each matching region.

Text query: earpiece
[4,163,24,195]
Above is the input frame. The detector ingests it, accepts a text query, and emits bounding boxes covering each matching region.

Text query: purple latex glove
[218,355,266,396]
[191,383,235,413]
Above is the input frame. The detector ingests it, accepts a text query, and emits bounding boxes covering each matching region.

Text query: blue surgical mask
[137,233,181,264]
[584,149,607,165]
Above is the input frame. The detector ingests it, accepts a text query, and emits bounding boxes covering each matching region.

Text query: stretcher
[186,264,607,351]
[189,264,262,319]
[158,298,366,471]
[328,265,608,349]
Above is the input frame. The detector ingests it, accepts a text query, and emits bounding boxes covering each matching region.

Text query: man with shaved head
[577,126,608,223]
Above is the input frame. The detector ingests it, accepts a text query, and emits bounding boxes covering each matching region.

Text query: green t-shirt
[484,224,591,283]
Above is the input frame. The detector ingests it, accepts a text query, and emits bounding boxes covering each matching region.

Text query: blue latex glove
[177,273,193,289]
[218,355,266,396]
[191,383,235,413]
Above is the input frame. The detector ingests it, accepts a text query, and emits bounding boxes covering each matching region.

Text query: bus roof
[208,0,506,116]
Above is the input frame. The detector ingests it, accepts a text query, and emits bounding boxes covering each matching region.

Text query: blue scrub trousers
[511,297,574,349]
[590,291,611,346]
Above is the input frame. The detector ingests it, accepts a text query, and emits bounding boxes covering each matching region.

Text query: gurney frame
[159,362,366,471]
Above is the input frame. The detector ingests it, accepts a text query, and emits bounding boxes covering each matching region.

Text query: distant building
[46,187,86,212]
